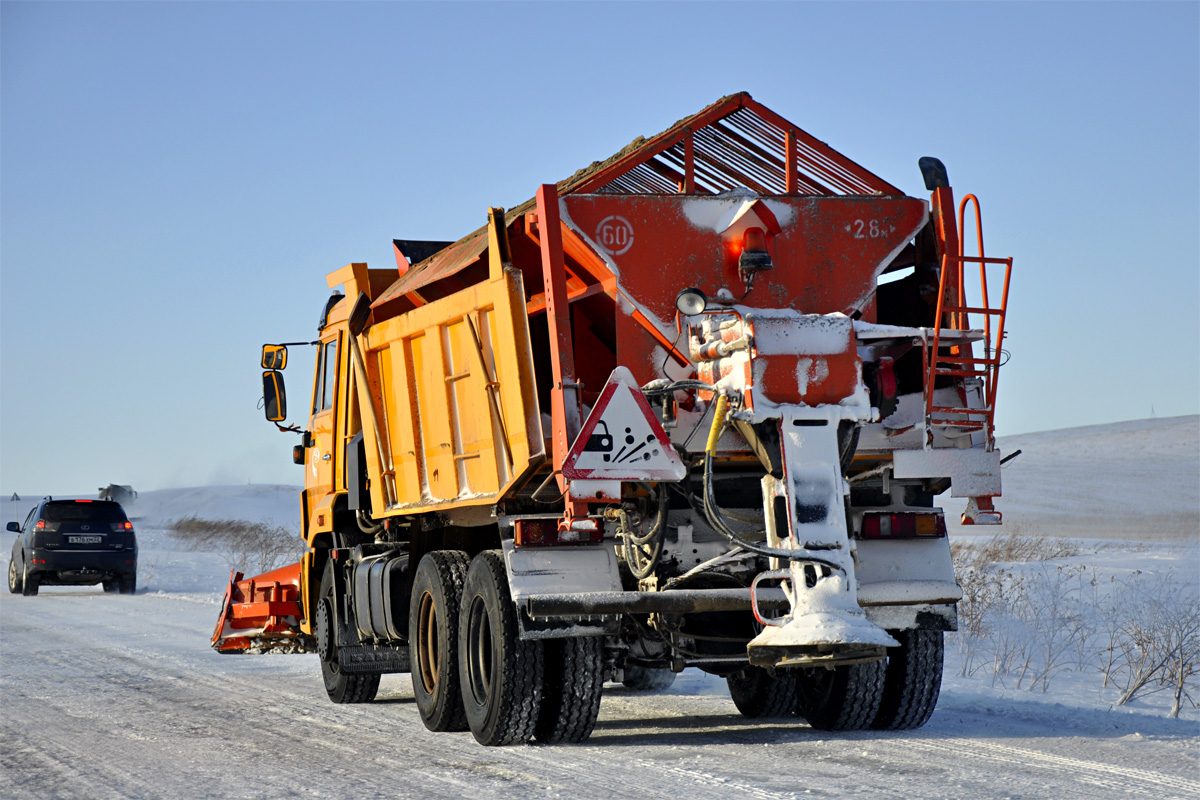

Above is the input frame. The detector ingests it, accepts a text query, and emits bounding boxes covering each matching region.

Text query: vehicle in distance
[7,498,138,596]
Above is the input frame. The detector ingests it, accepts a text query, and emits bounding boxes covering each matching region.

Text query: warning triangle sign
[562,367,687,481]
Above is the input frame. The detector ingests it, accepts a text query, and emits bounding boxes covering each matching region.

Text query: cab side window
[311,345,324,415]
[311,339,338,415]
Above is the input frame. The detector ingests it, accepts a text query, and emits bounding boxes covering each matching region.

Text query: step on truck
[212,92,1013,745]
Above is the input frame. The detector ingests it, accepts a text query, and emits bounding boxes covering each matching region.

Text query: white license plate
[68,535,103,544]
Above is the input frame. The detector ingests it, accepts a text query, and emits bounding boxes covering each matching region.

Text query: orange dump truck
[213,93,1013,745]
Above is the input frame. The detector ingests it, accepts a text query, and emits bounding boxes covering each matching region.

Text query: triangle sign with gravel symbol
[562,367,686,481]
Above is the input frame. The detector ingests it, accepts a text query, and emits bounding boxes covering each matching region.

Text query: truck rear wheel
[535,636,604,744]
[316,563,379,704]
[726,666,798,718]
[796,659,885,731]
[458,550,543,746]
[872,630,943,730]
[409,550,471,732]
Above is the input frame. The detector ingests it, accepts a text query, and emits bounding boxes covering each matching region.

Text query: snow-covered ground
[1,418,1197,799]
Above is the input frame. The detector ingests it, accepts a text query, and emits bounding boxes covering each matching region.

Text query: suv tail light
[110,521,133,532]
[859,511,947,539]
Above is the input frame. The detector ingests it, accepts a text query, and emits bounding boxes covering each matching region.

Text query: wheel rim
[416,591,439,694]
[315,596,335,668]
[8,560,15,588]
[465,596,493,704]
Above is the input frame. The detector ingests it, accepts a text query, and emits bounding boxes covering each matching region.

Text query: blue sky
[2,1,1197,494]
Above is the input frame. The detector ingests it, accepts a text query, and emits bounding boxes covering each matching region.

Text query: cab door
[305,335,341,504]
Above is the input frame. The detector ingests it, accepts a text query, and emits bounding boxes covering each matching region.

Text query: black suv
[7,498,138,595]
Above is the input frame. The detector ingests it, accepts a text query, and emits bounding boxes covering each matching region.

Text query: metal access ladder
[923,195,1013,450]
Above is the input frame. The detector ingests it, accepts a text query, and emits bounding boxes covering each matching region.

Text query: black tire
[458,550,543,746]
[118,573,137,595]
[21,562,38,597]
[872,630,943,730]
[726,666,798,718]
[316,561,380,704]
[103,579,119,593]
[409,550,471,732]
[796,659,885,731]
[621,664,676,691]
[536,637,604,744]
[8,559,22,594]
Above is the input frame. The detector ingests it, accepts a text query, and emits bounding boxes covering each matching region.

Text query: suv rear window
[41,501,128,525]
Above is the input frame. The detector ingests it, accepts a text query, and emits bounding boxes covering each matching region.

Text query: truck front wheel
[316,563,379,704]
[409,550,471,732]
[458,550,543,746]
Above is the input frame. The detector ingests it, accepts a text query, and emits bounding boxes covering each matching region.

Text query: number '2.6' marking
[847,219,896,239]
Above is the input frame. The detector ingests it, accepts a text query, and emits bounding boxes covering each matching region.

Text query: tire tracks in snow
[906,736,1200,799]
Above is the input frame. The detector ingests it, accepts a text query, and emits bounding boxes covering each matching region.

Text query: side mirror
[263,370,287,422]
[262,344,288,371]
[6,522,19,533]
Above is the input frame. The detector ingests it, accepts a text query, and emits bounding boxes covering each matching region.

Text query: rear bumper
[521,589,958,632]
[28,549,137,583]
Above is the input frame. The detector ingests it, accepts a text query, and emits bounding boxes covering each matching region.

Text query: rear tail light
[110,521,133,532]
[859,511,947,539]
[513,517,602,547]
[74,499,93,503]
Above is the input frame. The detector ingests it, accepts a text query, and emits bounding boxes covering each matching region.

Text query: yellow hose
[705,395,729,455]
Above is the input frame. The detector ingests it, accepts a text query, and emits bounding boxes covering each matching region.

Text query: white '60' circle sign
[596,216,634,256]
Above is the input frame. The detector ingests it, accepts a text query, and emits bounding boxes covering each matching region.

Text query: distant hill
[947,415,1199,541]
[0,484,302,536]
[4,418,1196,544]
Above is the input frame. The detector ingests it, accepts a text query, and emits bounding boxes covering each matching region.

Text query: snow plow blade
[211,563,315,654]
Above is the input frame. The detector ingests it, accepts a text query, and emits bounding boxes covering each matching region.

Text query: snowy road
[2,584,1196,800]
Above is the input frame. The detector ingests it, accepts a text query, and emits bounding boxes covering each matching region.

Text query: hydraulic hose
[700,394,843,571]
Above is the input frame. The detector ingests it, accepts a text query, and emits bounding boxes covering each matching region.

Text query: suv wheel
[21,562,39,597]
[8,559,22,594]
[118,573,137,595]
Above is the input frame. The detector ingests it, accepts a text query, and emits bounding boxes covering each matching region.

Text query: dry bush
[170,516,299,576]
[959,527,1081,565]
[1101,569,1200,718]
[951,529,1199,714]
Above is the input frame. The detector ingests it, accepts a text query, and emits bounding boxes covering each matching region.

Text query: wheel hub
[315,596,335,663]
